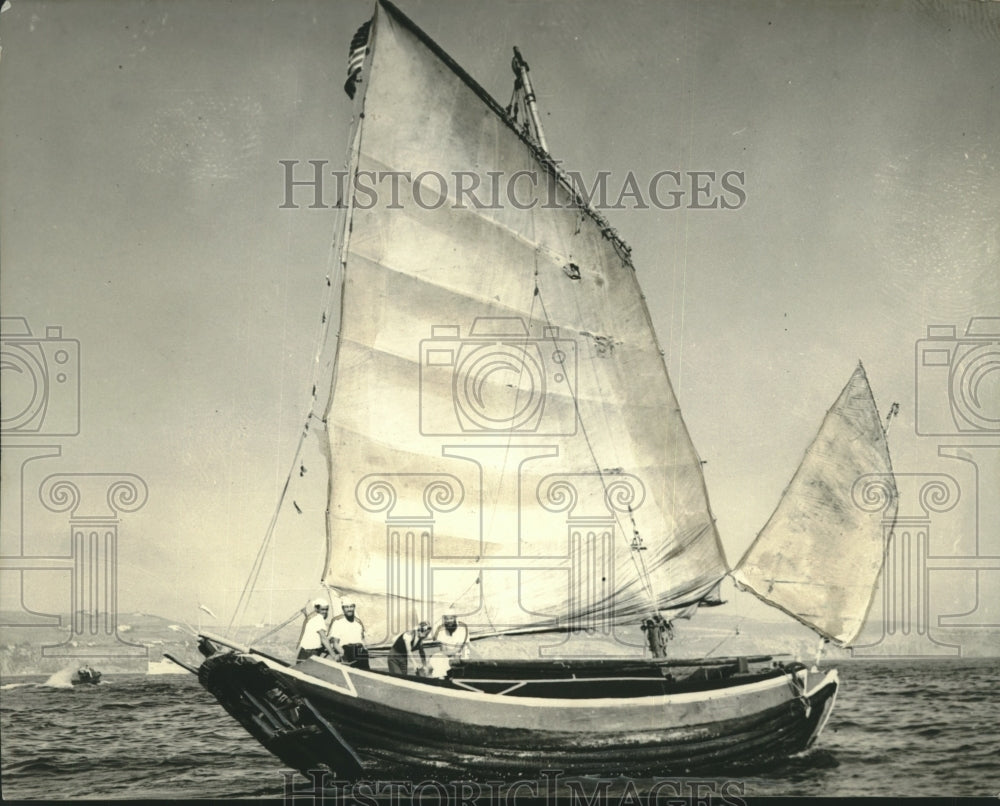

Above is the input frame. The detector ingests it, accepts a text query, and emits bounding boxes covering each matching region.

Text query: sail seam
[351,151,593,275]
[472,250,544,634]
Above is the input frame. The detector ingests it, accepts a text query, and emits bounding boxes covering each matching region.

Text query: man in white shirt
[427,612,470,677]
[296,598,330,661]
[328,599,369,669]
[433,613,470,658]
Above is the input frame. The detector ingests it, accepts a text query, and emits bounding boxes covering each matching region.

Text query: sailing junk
[195,0,898,777]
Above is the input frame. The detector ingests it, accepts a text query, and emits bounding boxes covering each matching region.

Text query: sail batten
[733,363,898,646]
[352,153,603,274]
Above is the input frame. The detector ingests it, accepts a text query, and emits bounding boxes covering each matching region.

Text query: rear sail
[733,363,898,645]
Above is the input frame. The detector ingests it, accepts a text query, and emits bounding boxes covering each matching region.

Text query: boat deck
[218,635,790,700]
[387,655,791,698]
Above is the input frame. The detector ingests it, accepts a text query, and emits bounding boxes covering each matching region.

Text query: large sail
[733,364,898,645]
[321,1,728,645]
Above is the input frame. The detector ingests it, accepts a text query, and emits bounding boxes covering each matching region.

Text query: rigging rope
[490,146,665,625]
[531,278,660,614]
[226,111,359,639]
[626,503,658,602]
[515,137,670,624]
[472,215,545,639]
[703,611,750,659]
[247,606,309,646]
[227,416,316,638]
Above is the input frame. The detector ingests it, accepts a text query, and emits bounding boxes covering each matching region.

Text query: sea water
[1,658,997,800]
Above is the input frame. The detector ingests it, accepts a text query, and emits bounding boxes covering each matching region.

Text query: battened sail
[733,364,898,645]
[321,1,728,645]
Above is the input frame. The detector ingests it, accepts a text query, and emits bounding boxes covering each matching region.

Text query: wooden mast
[511,46,549,152]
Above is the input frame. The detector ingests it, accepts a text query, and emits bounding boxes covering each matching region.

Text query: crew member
[434,613,470,657]
[425,612,470,678]
[388,621,431,677]
[641,613,673,659]
[296,598,331,661]
[329,598,369,670]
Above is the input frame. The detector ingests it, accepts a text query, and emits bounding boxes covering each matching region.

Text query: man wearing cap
[328,599,369,670]
[388,621,431,677]
[432,613,470,660]
[425,613,470,677]
[296,598,331,661]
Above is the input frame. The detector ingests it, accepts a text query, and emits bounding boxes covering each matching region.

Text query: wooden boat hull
[197,638,838,778]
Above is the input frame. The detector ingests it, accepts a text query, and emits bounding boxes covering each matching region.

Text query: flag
[344,21,372,99]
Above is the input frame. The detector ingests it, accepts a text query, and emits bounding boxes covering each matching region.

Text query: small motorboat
[71,666,102,685]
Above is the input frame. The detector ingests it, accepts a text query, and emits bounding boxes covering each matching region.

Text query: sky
[1,0,998,655]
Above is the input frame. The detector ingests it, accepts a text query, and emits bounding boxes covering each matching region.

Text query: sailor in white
[427,612,470,677]
[296,598,330,661]
[328,599,369,669]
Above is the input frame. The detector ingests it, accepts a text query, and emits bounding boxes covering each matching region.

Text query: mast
[510,47,549,153]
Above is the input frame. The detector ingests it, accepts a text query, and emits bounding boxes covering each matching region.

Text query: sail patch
[580,331,623,357]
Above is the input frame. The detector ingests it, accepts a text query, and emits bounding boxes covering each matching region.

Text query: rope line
[227,417,316,637]
[227,97,365,638]
[531,280,659,613]
[248,606,309,645]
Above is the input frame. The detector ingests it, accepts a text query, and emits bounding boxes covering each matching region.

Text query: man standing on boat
[426,613,469,678]
[328,598,369,670]
[433,613,470,658]
[388,621,431,677]
[296,598,331,661]
[641,613,674,658]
